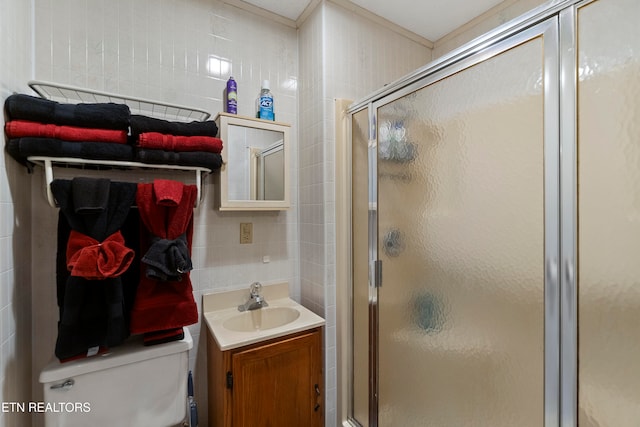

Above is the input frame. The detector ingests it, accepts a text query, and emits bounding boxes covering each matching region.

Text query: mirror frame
[215,113,291,211]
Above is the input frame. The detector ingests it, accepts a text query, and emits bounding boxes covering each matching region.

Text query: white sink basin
[203,283,326,350]
[222,307,301,332]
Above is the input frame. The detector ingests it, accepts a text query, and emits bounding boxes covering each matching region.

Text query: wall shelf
[27,156,210,208]
[29,80,211,122]
[21,81,217,208]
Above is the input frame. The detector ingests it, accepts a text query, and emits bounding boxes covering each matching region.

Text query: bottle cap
[262,80,270,90]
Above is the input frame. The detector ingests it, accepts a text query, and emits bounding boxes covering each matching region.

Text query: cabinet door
[231,330,323,427]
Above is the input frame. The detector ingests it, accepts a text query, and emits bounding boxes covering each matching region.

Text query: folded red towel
[137,132,223,153]
[66,230,135,279]
[5,120,128,143]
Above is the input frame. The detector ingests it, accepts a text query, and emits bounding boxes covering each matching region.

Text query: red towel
[4,120,128,143]
[129,180,198,335]
[137,132,223,153]
[66,230,135,279]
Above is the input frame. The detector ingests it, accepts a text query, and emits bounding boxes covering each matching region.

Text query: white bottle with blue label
[257,80,274,121]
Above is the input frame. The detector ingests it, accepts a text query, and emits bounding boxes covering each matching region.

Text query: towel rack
[27,156,209,209]
[22,81,216,208]
[28,80,211,122]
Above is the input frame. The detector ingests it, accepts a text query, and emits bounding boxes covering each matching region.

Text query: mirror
[216,113,290,210]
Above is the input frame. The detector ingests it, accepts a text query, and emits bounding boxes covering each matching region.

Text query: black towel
[72,177,110,214]
[4,94,130,130]
[130,115,218,139]
[142,233,192,281]
[135,148,222,171]
[143,328,185,346]
[6,138,134,164]
[52,179,137,241]
[51,179,138,361]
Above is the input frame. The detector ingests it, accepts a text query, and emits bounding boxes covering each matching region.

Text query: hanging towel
[134,148,222,171]
[129,115,218,139]
[66,230,135,280]
[137,132,223,153]
[4,120,128,144]
[72,176,110,214]
[51,178,138,361]
[142,328,185,346]
[129,179,198,339]
[4,94,130,130]
[141,234,192,281]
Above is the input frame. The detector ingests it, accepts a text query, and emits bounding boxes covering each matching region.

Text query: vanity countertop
[203,282,325,351]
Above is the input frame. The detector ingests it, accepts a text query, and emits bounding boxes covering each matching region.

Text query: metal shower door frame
[345,1,596,426]
[370,18,560,426]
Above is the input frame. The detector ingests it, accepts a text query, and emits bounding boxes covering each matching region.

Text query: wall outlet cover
[240,222,253,244]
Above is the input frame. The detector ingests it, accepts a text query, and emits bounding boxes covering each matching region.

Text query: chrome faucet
[238,282,268,312]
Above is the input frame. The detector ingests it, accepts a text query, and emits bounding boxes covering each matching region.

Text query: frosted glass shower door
[375,23,556,426]
[576,0,640,425]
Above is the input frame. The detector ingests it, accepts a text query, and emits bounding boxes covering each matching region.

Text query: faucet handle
[250,282,262,297]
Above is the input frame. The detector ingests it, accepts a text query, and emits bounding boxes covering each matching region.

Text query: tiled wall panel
[0,0,33,426]
[432,0,547,58]
[298,2,431,424]
[30,1,298,425]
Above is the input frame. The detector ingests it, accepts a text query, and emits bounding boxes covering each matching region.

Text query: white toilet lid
[39,327,192,383]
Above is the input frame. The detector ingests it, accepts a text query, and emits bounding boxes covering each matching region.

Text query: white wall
[0,0,33,426]
[30,0,298,425]
[433,0,548,58]
[298,2,432,424]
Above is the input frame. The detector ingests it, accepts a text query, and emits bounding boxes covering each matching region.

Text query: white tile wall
[432,0,547,58]
[30,1,298,425]
[0,0,34,425]
[298,2,431,425]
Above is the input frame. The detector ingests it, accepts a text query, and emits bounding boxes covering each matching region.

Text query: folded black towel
[135,148,222,171]
[5,94,130,130]
[142,233,192,282]
[130,115,218,139]
[6,138,134,164]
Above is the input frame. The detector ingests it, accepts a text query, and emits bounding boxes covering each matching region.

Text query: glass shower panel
[376,38,546,426]
[577,0,640,425]
[351,108,373,426]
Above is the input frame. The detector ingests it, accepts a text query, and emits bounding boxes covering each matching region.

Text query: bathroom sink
[203,282,325,350]
[223,307,301,332]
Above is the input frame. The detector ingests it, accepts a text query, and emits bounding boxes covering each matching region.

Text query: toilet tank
[39,328,192,427]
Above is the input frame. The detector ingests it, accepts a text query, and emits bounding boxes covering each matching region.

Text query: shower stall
[345,0,640,425]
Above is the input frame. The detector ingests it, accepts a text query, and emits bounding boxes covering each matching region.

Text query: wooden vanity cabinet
[207,327,323,427]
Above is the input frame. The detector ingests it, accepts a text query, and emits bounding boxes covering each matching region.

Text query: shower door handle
[370,260,382,288]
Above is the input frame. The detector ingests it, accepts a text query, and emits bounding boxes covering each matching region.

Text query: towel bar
[27,156,209,208]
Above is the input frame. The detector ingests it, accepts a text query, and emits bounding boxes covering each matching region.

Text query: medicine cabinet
[215,113,290,211]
